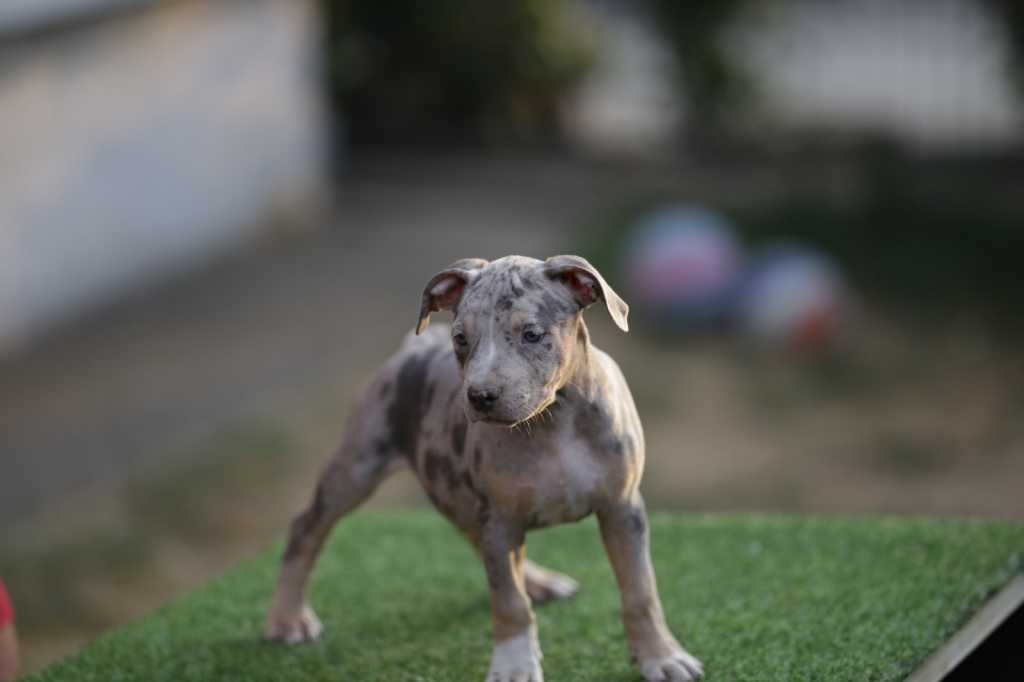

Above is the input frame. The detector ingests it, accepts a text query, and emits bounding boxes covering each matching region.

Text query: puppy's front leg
[598,494,703,682]
[479,520,543,682]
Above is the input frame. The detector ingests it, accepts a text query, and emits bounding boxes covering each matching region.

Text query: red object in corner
[0,579,13,627]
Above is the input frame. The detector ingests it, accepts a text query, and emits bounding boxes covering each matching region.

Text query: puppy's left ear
[416,258,488,334]
[544,255,629,332]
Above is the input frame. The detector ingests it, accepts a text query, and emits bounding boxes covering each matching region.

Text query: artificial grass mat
[27,511,1024,682]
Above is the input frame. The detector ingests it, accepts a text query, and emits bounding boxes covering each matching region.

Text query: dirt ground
[2,154,1022,674]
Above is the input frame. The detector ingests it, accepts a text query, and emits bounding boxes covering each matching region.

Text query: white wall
[732,0,1022,148]
[0,0,150,34]
[0,0,327,352]
[568,0,1022,155]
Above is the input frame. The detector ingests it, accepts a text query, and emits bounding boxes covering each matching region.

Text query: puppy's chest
[486,434,609,528]
[534,443,605,527]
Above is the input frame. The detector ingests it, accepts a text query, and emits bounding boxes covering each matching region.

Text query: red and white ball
[735,243,846,352]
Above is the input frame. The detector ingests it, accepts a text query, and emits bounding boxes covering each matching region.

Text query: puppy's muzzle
[467,386,501,412]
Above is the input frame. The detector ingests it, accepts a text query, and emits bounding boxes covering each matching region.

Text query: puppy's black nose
[467,386,500,411]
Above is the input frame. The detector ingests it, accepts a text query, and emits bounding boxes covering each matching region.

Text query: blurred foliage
[318,0,1024,151]
[649,0,751,142]
[984,0,1024,97]
[321,0,595,147]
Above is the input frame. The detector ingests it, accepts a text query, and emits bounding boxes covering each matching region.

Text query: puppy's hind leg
[265,405,401,644]
[523,559,579,604]
[463,537,578,605]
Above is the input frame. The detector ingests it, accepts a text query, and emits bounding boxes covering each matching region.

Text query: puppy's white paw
[264,603,323,644]
[639,648,703,682]
[485,629,544,682]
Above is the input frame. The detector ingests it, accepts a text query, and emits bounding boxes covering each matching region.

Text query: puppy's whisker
[513,397,559,435]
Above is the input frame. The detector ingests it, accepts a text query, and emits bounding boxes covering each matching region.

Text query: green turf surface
[26,512,1024,682]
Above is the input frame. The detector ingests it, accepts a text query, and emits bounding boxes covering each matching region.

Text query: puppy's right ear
[416,258,488,334]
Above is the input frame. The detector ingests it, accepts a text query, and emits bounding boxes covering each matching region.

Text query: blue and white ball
[621,204,744,329]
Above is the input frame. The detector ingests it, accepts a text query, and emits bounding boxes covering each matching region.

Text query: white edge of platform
[905,573,1024,682]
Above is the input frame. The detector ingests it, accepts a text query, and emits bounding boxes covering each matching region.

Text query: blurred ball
[735,243,846,352]
[621,204,744,329]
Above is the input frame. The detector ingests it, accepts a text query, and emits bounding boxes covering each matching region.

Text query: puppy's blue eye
[453,333,468,347]
[523,330,543,344]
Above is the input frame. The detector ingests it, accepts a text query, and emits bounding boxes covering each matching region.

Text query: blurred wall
[733,0,1022,149]
[566,0,1022,158]
[0,0,327,353]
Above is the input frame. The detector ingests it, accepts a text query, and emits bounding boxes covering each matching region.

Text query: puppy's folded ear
[416,258,489,334]
[544,255,629,332]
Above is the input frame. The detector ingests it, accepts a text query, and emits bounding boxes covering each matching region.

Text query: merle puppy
[265,255,703,682]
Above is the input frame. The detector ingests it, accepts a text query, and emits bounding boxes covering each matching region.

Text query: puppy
[266,255,702,682]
